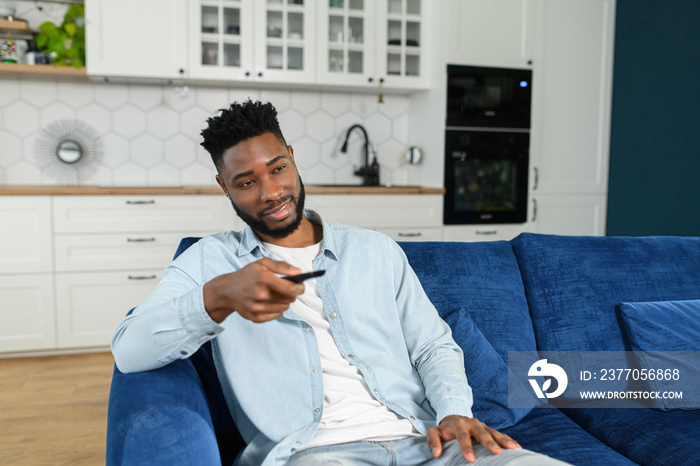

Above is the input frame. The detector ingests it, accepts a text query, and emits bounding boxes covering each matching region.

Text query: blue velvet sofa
[106,233,700,465]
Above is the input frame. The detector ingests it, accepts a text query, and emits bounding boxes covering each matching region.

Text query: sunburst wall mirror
[35,119,103,184]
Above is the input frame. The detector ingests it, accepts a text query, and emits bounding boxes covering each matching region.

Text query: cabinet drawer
[55,270,162,349]
[54,233,188,272]
[53,195,228,234]
[378,227,443,242]
[306,194,443,229]
[441,224,530,242]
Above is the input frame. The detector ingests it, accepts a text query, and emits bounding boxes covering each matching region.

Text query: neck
[256,217,323,248]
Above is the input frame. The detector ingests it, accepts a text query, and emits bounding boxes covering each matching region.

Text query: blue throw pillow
[616,299,700,410]
[442,308,541,430]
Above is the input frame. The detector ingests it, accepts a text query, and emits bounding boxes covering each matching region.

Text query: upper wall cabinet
[317,0,431,90]
[187,0,316,84]
[85,0,188,80]
[447,0,536,68]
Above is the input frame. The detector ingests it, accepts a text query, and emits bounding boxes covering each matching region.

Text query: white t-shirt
[262,241,420,450]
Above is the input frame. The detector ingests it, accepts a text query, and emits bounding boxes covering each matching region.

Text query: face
[216,132,306,240]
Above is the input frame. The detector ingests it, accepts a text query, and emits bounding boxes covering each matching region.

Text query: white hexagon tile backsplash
[0,77,413,187]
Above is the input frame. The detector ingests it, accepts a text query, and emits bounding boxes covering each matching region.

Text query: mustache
[259,195,294,216]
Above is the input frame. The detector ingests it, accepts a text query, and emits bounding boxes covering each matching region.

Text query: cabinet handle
[127,237,156,243]
[368,77,373,83]
[533,167,539,191]
[532,199,538,222]
[475,230,498,236]
[128,274,157,281]
[245,71,251,77]
[398,232,422,237]
[126,200,155,205]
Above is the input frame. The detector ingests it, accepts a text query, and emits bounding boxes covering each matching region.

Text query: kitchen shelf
[0,63,88,80]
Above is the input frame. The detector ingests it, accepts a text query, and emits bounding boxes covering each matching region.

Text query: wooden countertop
[0,186,445,196]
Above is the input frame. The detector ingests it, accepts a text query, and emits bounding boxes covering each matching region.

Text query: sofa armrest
[106,357,221,466]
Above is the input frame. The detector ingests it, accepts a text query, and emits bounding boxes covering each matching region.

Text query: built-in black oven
[446,65,532,128]
[444,65,532,225]
[444,130,529,224]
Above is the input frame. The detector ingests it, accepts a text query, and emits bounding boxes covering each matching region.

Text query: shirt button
[410,416,416,420]
[207,331,215,336]
[312,368,318,373]
[296,441,302,446]
[330,312,337,318]
[314,408,320,413]
[348,354,354,359]
[180,350,188,355]
[374,389,379,395]
[303,323,309,329]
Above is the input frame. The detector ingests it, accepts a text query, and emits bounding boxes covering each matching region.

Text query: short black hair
[200,99,287,172]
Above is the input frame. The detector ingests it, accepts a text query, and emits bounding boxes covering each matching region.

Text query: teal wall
[606,0,700,236]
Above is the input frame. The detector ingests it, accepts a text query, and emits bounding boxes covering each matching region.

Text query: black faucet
[340,124,380,186]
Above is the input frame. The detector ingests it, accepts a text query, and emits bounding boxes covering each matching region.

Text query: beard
[229,176,306,239]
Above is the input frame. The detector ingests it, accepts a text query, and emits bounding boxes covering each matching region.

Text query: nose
[259,176,283,202]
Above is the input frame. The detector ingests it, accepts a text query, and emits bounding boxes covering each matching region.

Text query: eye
[238,180,254,188]
[273,164,287,174]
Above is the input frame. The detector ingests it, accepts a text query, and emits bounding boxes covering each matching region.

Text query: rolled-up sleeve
[111,242,224,373]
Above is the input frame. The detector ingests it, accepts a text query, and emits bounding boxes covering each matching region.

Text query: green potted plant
[35,4,85,67]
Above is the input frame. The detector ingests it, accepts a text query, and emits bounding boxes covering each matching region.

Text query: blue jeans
[286,437,571,465]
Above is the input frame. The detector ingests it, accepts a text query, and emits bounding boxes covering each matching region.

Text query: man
[112,100,567,466]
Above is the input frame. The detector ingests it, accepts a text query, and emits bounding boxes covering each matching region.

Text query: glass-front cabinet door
[189,0,314,83]
[253,0,316,83]
[317,0,429,89]
[377,0,429,89]
[188,0,254,80]
[317,0,376,86]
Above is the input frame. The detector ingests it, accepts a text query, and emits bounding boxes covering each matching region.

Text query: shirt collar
[236,209,339,261]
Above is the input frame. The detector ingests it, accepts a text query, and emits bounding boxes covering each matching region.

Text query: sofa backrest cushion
[399,241,537,360]
[511,233,700,351]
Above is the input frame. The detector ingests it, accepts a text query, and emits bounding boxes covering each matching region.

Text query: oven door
[443,130,529,225]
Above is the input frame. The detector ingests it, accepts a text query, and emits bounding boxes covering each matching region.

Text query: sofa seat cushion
[502,408,637,465]
[400,241,537,360]
[561,407,700,466]
[511,233,700,351]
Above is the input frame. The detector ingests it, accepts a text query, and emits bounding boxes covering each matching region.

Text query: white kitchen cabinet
[532,194,607,236]
[0,196,52,274]
[0,275,56,353]
[317,0,431,90]
[528,0,615,235]
[188,0,316,84]
[0,197,55,353]
[55,271,162,349]
[447,0,537,68]
[529,0,615,196]
[85,0,189,81]
[51,194,239,349]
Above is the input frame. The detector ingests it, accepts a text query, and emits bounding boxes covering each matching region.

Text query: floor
[0,351,115,465]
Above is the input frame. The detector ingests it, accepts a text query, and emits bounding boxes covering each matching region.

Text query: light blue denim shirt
[112,210,473,466]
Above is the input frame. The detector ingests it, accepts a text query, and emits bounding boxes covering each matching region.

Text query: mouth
[261,198,293,221]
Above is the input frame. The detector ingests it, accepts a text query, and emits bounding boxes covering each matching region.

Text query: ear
[287,145,295,161]
[215,174,229,198]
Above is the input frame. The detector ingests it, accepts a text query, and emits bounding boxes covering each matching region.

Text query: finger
[426,427,443,458]
[485,426,521,450]
[265,274,305,298]
[454,426,477,463]
[471,424,503,456]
